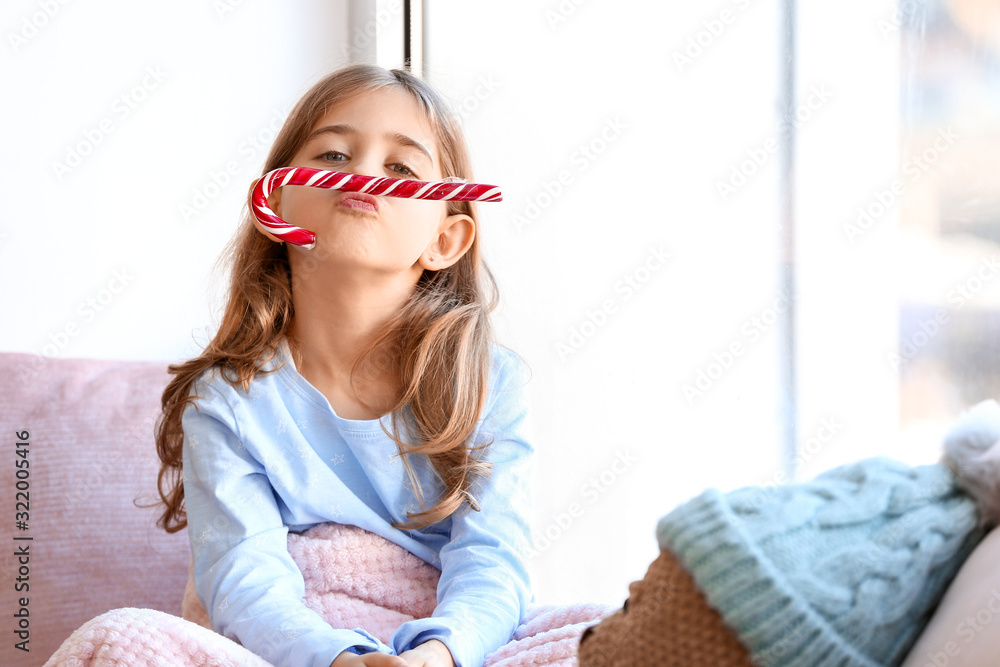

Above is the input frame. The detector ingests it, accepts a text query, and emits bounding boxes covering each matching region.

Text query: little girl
[154,64,535,667]
[41,62,1000,667]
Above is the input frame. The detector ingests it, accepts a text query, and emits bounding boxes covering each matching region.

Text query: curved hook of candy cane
[249,167,504,249]
[249,168,317,249]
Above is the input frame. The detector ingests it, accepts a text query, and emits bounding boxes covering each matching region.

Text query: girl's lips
[339,193,379,212]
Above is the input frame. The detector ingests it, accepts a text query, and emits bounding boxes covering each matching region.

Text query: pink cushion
[0,352,189,665]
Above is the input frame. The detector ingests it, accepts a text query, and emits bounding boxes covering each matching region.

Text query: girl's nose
[343,155,383,179]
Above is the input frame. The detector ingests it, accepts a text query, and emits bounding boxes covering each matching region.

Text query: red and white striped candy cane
[249,167,503,249]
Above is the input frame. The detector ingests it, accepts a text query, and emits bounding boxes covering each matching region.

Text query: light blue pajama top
[182,337,535,667]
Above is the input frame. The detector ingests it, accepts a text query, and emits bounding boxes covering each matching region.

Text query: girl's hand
[397,639,456,667]
[330,650,409,667]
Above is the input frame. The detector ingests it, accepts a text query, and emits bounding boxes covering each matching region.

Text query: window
[419,0,999,606]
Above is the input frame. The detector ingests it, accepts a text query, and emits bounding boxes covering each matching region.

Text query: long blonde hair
[155,64,501,533]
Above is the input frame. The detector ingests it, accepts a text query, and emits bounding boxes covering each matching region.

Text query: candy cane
[249,167,503,249]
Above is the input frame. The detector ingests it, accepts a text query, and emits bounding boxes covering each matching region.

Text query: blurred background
[1,0,998,608]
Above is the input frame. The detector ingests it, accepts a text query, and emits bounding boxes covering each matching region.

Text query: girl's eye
[318,151,348,163]
[315,152,417,178]
[390,163,416,178]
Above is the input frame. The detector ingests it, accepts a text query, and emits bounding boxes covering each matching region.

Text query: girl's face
[268,86,473,279]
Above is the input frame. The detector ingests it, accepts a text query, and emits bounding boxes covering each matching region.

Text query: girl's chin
[289,243,410,270]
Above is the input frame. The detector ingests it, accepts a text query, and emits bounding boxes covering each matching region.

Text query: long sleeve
[390,350,535,667]
[182,377,393,667]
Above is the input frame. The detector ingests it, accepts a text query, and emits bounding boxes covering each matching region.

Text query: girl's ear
[419,212,475,271]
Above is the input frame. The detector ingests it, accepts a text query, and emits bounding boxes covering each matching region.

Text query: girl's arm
[390,349,535,667]
[183,377,395,667]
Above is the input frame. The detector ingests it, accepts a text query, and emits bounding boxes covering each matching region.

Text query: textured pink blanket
[44,522,613,666]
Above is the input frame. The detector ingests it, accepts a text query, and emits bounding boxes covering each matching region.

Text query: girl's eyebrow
[307,123,434,165]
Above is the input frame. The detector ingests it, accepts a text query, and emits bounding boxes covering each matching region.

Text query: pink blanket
[44,522,613,666]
